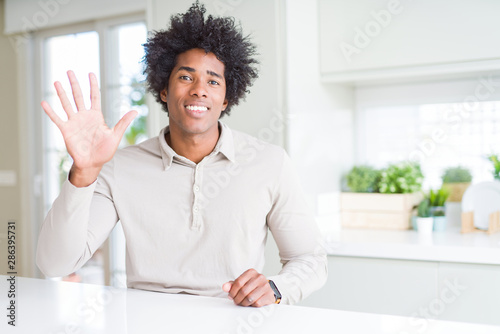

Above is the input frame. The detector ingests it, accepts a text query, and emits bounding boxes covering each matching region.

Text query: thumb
[222,281,234,292]
[113,110,138,139]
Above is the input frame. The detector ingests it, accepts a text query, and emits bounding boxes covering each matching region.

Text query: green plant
[58,150,72,188]
[378,163,423,194]
[429,188,450,216]
[488,155,500,180]
[441,166,472,183]
[417,198,431,218]
[346,165,381,193]
[124,75,148,145]
[125,115,147,145]
[429,188,450,206]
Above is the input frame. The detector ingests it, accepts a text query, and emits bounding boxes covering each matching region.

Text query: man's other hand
[222,269,276,307]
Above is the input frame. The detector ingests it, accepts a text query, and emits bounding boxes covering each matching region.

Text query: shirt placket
[191,163,203,230]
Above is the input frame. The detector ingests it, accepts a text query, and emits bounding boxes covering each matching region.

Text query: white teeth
[186,105,208,112]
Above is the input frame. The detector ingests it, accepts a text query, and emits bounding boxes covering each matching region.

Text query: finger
[241,286,262,307]
[222,281,233,293]
[233,276,261,306]
[247,284,276,307]
[67,70,86,111]
[113,110,138,139]
[41,101,64,129]
[54,81,75,119]
[89,72,101,111]
[250,293,276,307]
[228,269,256,300]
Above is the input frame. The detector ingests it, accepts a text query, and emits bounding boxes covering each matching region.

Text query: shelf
[325,227,500,265]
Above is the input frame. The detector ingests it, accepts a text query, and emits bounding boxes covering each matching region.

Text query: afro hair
[142,1,259,117]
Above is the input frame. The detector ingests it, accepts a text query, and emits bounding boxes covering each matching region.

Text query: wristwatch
[268,280,281,304]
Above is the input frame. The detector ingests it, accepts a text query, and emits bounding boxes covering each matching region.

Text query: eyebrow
[177,66,223,80]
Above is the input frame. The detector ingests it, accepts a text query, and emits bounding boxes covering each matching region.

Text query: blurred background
[1,0,500,326]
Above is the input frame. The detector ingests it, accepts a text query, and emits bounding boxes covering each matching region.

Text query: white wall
[286,0,355,232]
[4,0,146,34]
[0,0,22,276]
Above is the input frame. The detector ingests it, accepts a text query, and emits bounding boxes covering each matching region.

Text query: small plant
[417,198,431,218]
[429,188,450,216]
[346,165,381,193]
[441,166,472,183]
[378,163,423,194]
[488,155,500,180]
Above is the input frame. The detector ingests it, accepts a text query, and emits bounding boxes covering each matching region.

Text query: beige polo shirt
[36,122,327,305]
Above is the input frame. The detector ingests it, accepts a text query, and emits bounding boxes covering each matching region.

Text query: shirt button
[193,206,199,213]
[194,185,200,192]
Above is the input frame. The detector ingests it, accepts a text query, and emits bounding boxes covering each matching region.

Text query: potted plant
[346,165,381,193]
[441,166,472,202]
[429,188,450,231]
[416,198,433,233]
[341,162,424,230]
[378,163,424,194]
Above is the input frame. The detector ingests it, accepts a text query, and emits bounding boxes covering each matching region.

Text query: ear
[160,89,168,102]
[222,99,229,111]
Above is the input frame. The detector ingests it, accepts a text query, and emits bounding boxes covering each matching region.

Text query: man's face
[161,48,228,138]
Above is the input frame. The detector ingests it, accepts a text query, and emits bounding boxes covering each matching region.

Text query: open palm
[41,70,137,171]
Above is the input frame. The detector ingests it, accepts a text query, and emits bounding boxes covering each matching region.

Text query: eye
[209,80,220,86]
[180,75,192,81]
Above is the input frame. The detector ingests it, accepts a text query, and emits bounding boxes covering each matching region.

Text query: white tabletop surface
[1,276,500,334]
[325,227,500,265]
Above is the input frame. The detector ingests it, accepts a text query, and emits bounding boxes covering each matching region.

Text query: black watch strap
[268,280,281,304]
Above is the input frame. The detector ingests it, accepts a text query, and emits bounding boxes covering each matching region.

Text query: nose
[189,79,208,98]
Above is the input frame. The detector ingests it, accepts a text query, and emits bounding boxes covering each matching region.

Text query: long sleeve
[36,162,119,277]
[266,152,328,305]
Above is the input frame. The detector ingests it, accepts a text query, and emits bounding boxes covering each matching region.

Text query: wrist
[68,164,101,187]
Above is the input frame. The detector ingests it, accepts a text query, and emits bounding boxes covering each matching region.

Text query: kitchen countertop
[1,276,499,333]
[325,227,500,265]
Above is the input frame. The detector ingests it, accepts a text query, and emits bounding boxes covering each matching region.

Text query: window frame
[30,12,147,282]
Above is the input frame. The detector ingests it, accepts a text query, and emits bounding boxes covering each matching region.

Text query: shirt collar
[158,121,236,170]
[214,121,236,163]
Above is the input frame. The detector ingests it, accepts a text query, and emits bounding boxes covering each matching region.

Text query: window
[36,15,147,286]
[356,79,500,190]
[42,31,100,215]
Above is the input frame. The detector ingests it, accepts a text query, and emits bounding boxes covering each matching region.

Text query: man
[37,2,327,307]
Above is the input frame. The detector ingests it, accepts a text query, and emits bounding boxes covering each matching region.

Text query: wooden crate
[340,193,422,230]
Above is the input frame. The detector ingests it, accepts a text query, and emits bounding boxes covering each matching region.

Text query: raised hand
[41,70,137,187]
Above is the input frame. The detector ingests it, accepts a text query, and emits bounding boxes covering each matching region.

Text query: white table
[1,276,499,333]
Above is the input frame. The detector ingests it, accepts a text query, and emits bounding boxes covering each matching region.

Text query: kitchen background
[1,0,500,327]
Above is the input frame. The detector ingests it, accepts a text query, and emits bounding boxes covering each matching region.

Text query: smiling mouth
[185,105,208,112]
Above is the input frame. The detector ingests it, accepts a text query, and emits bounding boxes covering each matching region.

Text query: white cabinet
[319,0,500,83]
[438,262,500,325]
[299,256,438,317]
[299,256,500,326]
